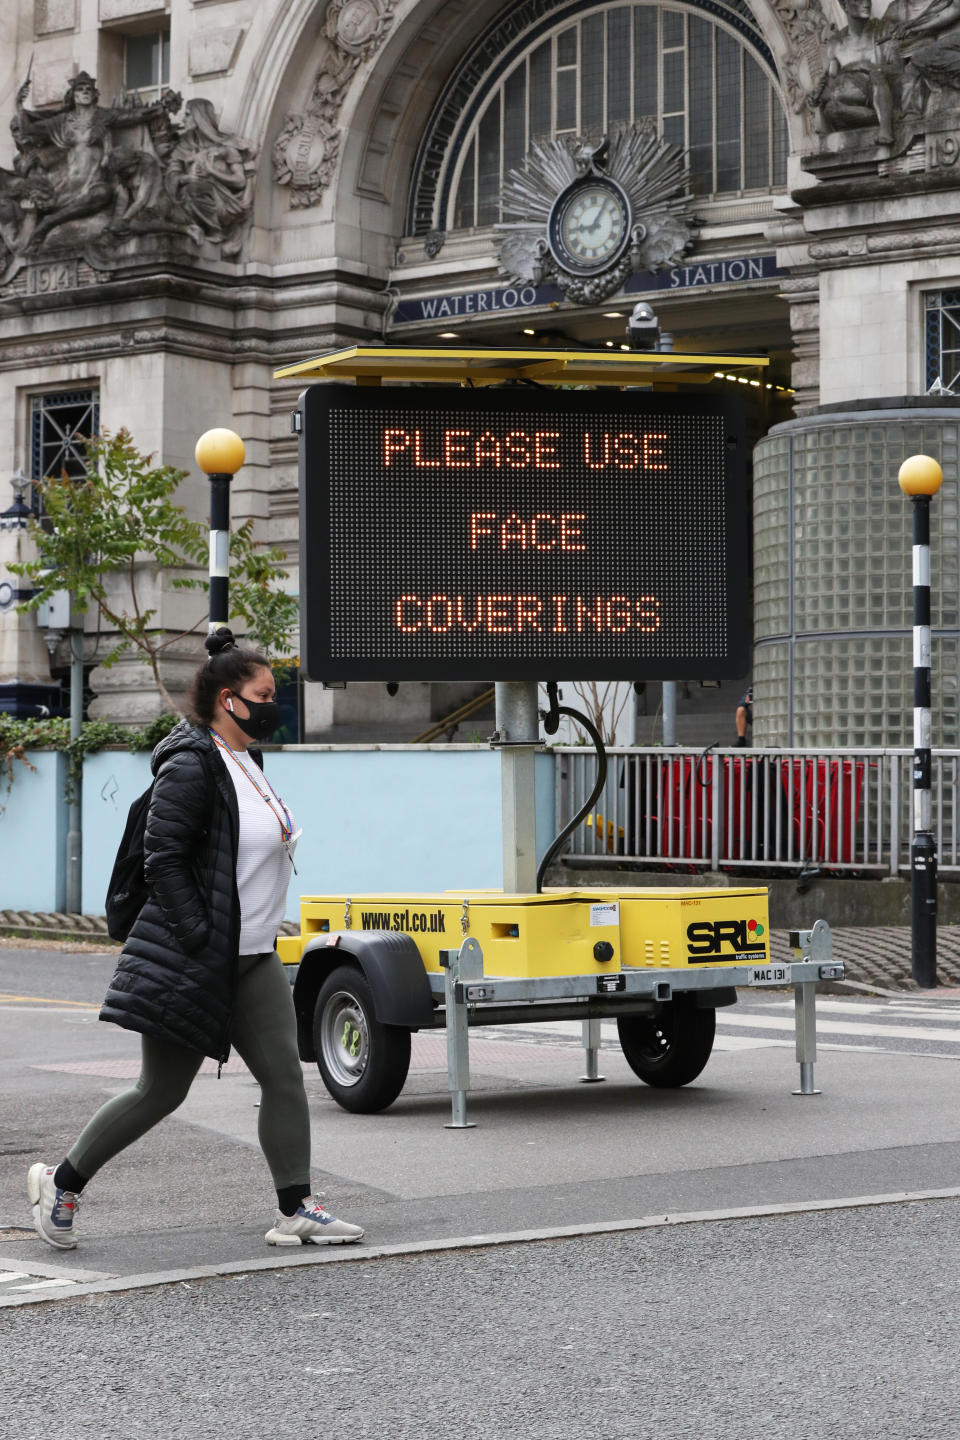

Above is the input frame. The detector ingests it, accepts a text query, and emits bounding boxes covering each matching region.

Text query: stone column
[765,213,821,413]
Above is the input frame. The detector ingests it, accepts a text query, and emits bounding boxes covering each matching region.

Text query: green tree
[11,429,298,714]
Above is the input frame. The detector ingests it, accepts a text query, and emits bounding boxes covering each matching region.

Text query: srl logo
[686,917,767,960]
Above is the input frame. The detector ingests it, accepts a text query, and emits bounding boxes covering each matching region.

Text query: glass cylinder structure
[752,398,960,748]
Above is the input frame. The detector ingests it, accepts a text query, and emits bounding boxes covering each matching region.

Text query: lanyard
[209,728,293,842]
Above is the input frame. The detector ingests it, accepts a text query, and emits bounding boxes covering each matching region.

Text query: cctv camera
[626,302,660,350]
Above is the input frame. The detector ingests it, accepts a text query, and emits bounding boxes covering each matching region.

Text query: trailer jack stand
[790,921,832,1097]
[580,1018,606,1082]
[441,938,483,1128]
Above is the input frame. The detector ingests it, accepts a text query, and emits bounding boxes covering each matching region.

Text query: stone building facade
[0,0,959,744]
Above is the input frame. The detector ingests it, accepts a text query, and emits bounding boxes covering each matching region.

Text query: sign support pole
[662,681,677,745]
[495,681,539,893]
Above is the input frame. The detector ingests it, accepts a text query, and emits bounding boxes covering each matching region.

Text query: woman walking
[28,628,363,1251]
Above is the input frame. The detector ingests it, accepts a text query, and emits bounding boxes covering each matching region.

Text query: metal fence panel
[552,746,960,875]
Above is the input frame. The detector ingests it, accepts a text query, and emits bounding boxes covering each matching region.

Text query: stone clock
[496,123,696,306]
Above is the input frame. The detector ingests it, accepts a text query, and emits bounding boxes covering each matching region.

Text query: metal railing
[554,746,960,876]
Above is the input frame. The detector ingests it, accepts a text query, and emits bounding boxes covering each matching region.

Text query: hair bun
[204,626,236,658]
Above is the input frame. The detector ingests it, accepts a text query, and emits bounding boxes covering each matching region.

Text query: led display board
[296,384,747,682]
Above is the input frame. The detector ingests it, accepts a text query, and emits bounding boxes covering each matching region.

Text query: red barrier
[658,755,755,859]
[780,758,864,864]
[621,755,864,865]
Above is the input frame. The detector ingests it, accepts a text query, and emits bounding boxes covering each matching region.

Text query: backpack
[105,782,155,942]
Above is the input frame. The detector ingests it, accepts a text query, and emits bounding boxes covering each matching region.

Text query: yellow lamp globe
[898,454,943,496]
[195,428,245,476]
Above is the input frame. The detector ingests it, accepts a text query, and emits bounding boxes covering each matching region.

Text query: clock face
[548,178,631,275]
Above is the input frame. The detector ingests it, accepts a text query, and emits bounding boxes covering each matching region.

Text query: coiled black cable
[536,681,608,892]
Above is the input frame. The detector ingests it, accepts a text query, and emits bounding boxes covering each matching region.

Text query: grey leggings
[68,951,311,1190]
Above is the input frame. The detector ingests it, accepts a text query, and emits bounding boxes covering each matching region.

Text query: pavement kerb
[0,912,299,944]
[4,1185,960,1310]
[818,977,960,1001]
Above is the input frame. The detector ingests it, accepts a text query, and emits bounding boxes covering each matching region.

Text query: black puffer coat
[100,720,262,1062]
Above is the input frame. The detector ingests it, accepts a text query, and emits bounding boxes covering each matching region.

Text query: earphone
[226,697,234,713]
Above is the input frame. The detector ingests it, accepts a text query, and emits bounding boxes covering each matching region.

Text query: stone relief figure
[165,99,257,257]
[0,167,53,263]
[807,0,896,144]
[14,72,180,248]
[0,70,259,274]
[883,0,960,116]
[806,0,960,153]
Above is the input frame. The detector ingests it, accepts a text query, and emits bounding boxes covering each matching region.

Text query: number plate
[747,964,791,987]
[597,974,626,994]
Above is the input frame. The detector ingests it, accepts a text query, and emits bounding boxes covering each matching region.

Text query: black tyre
[617,997,716,1087]
[313,963,411,1113]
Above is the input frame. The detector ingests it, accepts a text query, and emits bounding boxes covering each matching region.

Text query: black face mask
[230,693,281,742]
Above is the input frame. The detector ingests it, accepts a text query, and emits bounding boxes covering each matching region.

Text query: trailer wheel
[617,998,715,1087]
[313,964,411,1113]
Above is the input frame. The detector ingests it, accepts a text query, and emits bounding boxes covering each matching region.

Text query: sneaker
[265,1195,363,1247]
[27,1163,80,1250]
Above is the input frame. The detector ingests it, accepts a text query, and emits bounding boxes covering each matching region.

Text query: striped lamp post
[899,453,944,989]
[195,428,246,633]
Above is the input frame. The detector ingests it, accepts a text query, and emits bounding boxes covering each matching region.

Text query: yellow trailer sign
[613,887,770,968]
[282,892,620,978]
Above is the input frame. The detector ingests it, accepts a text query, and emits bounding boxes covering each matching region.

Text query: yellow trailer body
[280,892,621,978]
[461,886,770,969]
[277,886,770,976]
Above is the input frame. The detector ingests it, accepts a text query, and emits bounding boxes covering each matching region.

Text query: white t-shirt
[217,746,297,954]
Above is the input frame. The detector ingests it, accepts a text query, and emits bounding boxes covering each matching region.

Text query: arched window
[444,2,788,231]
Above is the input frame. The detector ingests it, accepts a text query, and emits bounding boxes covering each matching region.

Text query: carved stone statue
[0,70,259,276]
[0,167,53,264]
[807,0,896,144]
[165,100,257,258]
[804,0,960,162]
[883,0,960,116]
[13,72,181,248]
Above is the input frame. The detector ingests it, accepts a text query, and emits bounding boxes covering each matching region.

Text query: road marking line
[718,1012,960,1043]
[712,1035,785,1051]
[818,1041,960,1060]
[0,994,98,1009]
[0,1257,112,1282]
[2,1185,960,1308]
[762,998,960,1019]
[8,1278,81,1291]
